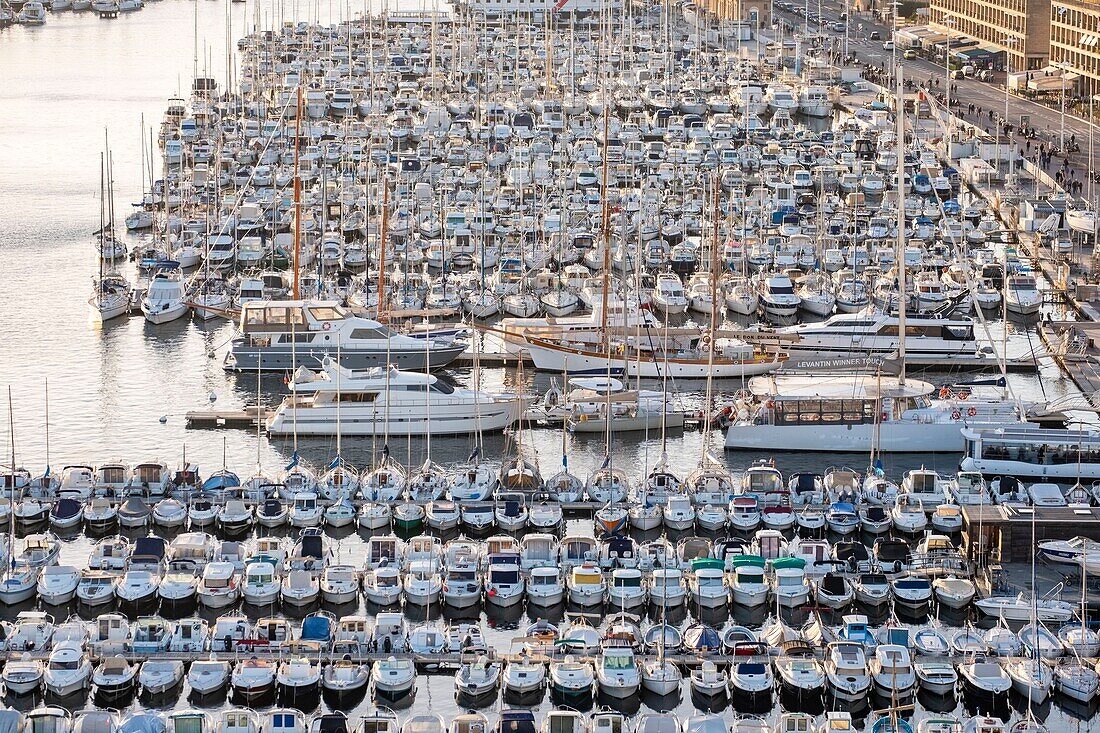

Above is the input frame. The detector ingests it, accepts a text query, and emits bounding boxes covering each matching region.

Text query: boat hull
[726,422,970,453]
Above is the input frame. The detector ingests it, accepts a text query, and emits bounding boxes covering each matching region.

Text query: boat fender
[967,407,977,417]
[951,410,962,420]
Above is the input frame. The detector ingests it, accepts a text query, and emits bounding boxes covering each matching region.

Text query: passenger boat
[961,426,1100,480]
[727,374,1030,453]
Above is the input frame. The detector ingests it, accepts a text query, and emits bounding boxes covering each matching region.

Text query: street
[767,0,1100,199]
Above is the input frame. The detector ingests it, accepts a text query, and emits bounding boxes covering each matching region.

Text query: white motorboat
[454,655,500,700]
[689,660,727,697]
[824,641,871,702]
[322,657,369,700]
[276,656,321,702]
[187,658,231,696]
[227,300,466,372]
[198,561,239,609]
[141,265,189,324]
[3,654,44,694]
[958,658,1011,696]
[869,644,916,698]
[502,655,545,696]
[914,660,958,696]
[371,656,416,699]
[974,594,1075,623]
[548,656,594,699]
[241,561,280,606]
[138,659,185,695]
[280,569,320,607]
[595,647,640,698]
[268,358,523,436]
[92,655,137,697]
[37,565,79,605]
[42,638,91,695]
[933,575,976,609]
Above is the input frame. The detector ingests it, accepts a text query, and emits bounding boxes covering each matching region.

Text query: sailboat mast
[895,69,906,385]
[292,86,303,299]
[598,102,612,338]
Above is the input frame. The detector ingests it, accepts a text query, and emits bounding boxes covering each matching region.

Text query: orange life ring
[967,406,977,417]
[938,387,951,399]
[951,410,962,420]
[958,391,970,400]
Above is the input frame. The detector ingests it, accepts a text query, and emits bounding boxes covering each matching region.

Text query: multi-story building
[929,0,1051,70]
[1049,0,1100,94]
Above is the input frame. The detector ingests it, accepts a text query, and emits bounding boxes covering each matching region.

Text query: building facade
[1049,0,1100,95]
[928,0,1051,70]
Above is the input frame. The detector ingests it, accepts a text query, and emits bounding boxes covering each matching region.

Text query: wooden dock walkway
[186,406,270,428]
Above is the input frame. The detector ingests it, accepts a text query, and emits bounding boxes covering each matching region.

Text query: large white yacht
[724,374,1033,453]
[266,358,526,436]
[225,300,467,371]
[777,312,993,362]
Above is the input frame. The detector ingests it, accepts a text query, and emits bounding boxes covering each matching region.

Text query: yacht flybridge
[226,300,467,372]
[725,374,1033,453]
[266,358,526,437]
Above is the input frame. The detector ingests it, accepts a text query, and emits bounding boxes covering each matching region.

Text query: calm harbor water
[0,4,1096,729]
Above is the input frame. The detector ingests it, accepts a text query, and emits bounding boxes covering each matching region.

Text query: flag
[285,452,299,471]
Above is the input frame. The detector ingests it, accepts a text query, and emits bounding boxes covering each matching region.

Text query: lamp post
[1001,37,1018,177]
[943,15,955,138]
[1090,94,1100,203]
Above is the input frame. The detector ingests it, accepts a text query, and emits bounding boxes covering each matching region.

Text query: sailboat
[89,148,132,322]
[1,390,39,605]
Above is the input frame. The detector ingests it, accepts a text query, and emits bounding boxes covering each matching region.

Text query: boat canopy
[772,557,807,569]
[748,374,934,400]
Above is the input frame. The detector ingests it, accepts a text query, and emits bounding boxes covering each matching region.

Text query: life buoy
[958,391,970,400]
[322,322,332,331]
[766,400,775,409]
[967,406,977,417]
[881,411,890,421]
[938,387,951,399]
[951,410,962,420]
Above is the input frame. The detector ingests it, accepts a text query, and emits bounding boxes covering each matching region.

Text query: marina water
[0,2,1095,730]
